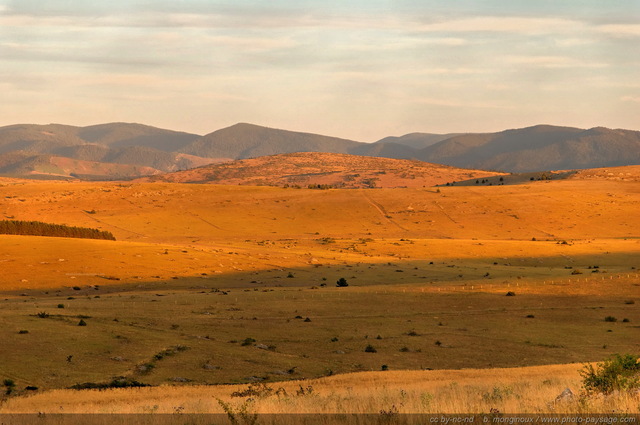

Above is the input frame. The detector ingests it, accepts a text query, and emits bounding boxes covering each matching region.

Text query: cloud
[415,16,585,35]
[506,55,609,69]
[621,96,640,103]
[597,24,640,37]
[413,97,507,110]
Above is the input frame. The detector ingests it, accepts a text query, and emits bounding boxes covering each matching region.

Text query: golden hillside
[140,152,507,188]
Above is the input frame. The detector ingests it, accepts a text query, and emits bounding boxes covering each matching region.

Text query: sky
[0,1,638,141]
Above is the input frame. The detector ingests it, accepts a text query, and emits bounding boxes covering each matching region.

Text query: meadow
[0,173,638,414]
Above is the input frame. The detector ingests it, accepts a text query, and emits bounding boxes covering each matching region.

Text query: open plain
[0,167,638,414]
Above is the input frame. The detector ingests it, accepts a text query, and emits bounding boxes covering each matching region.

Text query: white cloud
[416,16,585,35]
[202,35,298,51]
[621,96,640,103]
[506,55,609,69]
[413,97,507,110]
[597,24,640,37]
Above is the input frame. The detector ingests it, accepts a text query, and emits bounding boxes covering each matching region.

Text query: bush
[336,277,349,287]
[580,353,640,395]
[364,344,377,353]
[3,379,16,395]
[231,382,274,398]
[604,316,617,322]
[70,377,149,390]
[36,311,49,318]
[0,219,115,241]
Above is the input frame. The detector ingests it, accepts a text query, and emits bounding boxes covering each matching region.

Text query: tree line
[0,220,116,241]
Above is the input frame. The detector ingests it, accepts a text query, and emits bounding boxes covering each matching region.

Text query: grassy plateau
[0,170,638,414]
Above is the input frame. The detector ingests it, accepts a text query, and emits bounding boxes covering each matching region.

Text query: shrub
[3,379,16,395]
[217,398,257,425]
[482,386,513,403]
[57,304,65,309]
[506,291,516,296]
[70,377,149,390]
[241,338,256,346]
[604,316,617,322]
[36,311,49,318]
[78,319,87,326]
[336,277,349,287]
[231,382,274,398]
[364,344,377,353]
[580,353,640,395]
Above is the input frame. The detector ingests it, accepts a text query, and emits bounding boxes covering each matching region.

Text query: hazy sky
[0,1,638,141]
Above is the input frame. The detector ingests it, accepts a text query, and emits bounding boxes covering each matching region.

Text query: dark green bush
[0,220,115,240]
[70,377,149,390]
[579,353,640,395]
[336,277,349,287]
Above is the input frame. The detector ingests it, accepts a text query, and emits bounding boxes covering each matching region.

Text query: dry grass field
[0,168,638,414]
[3,364,638,414]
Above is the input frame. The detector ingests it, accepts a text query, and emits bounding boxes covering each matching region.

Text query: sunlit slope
[140,152,507,188]
[1,177,637,290]
[1,179,637,243]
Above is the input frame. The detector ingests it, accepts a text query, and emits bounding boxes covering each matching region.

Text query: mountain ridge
[0,122,638,178]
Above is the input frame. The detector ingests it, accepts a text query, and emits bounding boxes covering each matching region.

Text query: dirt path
[82,211,147,238]
[360,191,409,232]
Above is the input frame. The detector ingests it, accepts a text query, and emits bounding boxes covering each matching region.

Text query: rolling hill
[140,152,507,188]
[0,123,219,179]
[0,122,639,180]
[178,122,365,159]
[374,132,463,149]
[418,125,640,172]
[178,123,640,172]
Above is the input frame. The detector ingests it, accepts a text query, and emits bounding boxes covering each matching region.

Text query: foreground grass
[2,364,638,414]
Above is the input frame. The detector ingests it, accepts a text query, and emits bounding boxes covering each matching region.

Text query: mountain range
[0,122,638,180]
